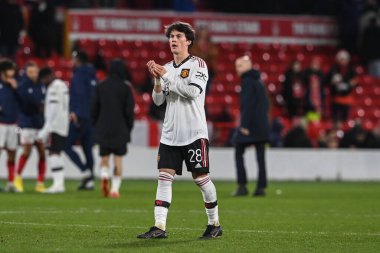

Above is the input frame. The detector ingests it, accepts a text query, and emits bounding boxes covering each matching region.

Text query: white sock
[154,172,174,231]
[101,167,109,179]
[50,154,65,187]
[111,176,121,193]
[194,174,220,226]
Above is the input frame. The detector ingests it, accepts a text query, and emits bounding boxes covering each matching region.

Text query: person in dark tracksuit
[65,51,97,190]
[14,62,46,193]
[92,59,134,198]
[233,56,270,197]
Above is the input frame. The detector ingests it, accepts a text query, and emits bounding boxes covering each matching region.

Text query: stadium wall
[1,147,379,181]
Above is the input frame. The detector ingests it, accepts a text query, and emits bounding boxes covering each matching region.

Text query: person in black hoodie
[233,56,270,197]
[92,58,135,198]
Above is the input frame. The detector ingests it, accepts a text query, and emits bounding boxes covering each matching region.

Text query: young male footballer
[137,21,222,240]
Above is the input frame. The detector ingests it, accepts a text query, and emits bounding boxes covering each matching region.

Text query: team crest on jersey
[180,69,190,78]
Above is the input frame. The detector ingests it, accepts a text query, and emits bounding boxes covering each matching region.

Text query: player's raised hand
[7,78,17,89]
[147,60,159,78]
[152,64,167,77]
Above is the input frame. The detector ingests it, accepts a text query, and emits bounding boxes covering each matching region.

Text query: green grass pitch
[0,180,379,253]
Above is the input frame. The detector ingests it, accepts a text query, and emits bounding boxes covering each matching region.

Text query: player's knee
[159,168,176,176]
[192,172,209,180]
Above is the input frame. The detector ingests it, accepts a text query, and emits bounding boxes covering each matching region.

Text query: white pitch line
[1,221,379,237]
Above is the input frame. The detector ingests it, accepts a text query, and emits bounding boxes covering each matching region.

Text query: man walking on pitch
[65,51,97,190]
[233,56,270,197]
[137,22,222,239]
[92,59,135,198]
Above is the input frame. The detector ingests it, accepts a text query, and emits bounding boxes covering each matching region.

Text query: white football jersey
[42,79,69,137]
[152,55,209,146]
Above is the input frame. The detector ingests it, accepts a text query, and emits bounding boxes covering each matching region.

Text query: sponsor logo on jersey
[195,71,207,82]
[195,163,202,168]
[180,69,190,78]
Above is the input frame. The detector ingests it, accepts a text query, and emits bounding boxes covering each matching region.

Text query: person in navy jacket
[0,59,19,192]
[233,56,270,197]
[13,62,46,193]
[65,51,97,190]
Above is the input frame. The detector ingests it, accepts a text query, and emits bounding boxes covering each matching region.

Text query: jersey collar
[173,55,192,68]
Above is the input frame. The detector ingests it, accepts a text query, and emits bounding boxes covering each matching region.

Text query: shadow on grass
[107,238,199,249]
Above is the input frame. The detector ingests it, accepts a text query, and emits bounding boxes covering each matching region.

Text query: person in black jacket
[92,58,135,198]
[281,60,306,118]
[233,56,270,197]
[0,0,24,59]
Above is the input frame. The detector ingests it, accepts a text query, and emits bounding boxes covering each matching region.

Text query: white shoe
[6,182,20,193]
[43,185,65,194]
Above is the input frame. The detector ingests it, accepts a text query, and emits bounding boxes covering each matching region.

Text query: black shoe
[77,176,95,191]
[200,225,223,239]
[253,188,266,197]
[137,226,167,239]
[232,185,248,196]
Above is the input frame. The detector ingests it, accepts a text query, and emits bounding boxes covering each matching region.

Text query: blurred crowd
[1,0,380,151]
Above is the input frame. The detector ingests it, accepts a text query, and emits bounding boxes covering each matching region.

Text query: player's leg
[253,142,267,196]
[5,125,18,192]
[137,144,181,239]
[64,123,86,172]
[110,155,122,198]
[5,149,17,192]
[44,134,66,194]
[109,145,127,198]
[187,139,222,239]
[99,147,111,197]
[35,140,47,192]
[14,143,31,192]
[233,142,249,196]
[77,120,95,190]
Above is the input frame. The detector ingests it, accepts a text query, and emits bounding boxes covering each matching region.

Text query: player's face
[235,60,246,76]
[26,66,39,83]
[169,30,191,55]
[3,69,15,80]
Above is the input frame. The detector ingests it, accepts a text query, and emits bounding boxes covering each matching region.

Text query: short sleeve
[189,60,208,94]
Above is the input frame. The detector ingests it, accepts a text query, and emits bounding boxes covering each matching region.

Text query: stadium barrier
[1,147,379,181]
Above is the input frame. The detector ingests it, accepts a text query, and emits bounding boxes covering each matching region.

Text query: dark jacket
[0,80,19,124]
[17,76,45,129]
[235,69,270,143]
[92,60,135,148]
[70,64,97,119]
[0,2,24,44]
[324,64,356,97]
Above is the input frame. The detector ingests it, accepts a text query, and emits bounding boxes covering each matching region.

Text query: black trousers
[234,142,267,189]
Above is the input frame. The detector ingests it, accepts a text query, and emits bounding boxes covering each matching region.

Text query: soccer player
[137,22,222,239]
[92,59,135,198]
[0,59,19,192]
[37,67,69,193]
[14,62,46,193]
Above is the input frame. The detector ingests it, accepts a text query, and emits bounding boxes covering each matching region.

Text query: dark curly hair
[164,21,195,48]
